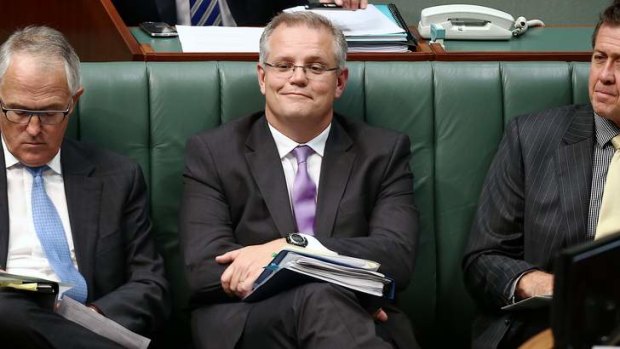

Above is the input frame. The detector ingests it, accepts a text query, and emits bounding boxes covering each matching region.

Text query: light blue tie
[190,0,222,26]
[28,166,87,303]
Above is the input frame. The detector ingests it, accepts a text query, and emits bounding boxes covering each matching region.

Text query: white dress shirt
[267,123,330,207]
[3,136,78,282]
[267,123,332,250]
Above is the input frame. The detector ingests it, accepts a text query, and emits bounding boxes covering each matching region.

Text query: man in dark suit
[0,26,169,348]
[463,2,620,348]
[180,11,418,349]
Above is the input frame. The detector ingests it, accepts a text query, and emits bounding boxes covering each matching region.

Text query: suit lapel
[0,144,9,268]
[61,140,102,291]
[244,116,297,236]
[556,105,594,247]
[315,117,355,238]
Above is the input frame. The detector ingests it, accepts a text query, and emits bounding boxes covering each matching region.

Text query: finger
[373,309,388,322]
[237,268,260,298]
[359,0,368,9]
[220,264,235,294]
[229,270,242,295]
[215,250,239,264]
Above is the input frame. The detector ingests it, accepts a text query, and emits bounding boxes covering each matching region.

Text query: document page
[177,26,264,53]
[501,295,552,311]
[56,297,150,349]
[284,4,405,36]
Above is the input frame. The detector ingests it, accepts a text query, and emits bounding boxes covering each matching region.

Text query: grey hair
[259,11,347,69]
[0,26,81,95]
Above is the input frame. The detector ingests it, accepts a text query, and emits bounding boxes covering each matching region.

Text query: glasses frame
[0,99,73,125]
[263,62,340,79]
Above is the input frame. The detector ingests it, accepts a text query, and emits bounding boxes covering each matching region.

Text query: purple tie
[292,146,317,235]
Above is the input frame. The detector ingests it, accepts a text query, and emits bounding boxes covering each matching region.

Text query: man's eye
[307,64,326,73]
[13,110,30,117]
[593,54,606,63]
[274,63,292,70]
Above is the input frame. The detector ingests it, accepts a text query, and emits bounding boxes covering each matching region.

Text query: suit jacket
[180,112,418,349]
[462,104,594,348]
[0,138,170,335]
[227,0,307,26]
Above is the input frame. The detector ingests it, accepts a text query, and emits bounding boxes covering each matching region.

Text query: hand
[215,239,287,298]
[516,270,554,299]
[320,0,368,9]
[373,308,388,322]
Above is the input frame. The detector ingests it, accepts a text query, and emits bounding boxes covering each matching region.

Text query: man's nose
[600,60,616,83]
[25,115,42,135]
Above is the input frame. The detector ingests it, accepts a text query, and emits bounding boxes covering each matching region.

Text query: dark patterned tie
[190,0,222,26]
[292,146,317,235]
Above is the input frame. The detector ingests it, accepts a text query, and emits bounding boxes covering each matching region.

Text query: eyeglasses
[264,62,339,80]
[0,99,72,125]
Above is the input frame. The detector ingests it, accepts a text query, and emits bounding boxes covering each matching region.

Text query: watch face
[287,233,307,247]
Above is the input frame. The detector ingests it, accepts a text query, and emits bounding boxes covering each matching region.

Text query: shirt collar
[594,113,620,148]
[267,122,331,159]
[1,135,62,174]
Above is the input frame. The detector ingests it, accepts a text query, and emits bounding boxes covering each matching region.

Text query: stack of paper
[284,4,412,53]
[244,248,394,302]
[176,5,413,53]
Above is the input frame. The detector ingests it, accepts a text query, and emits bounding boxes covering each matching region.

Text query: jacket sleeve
[462,118,537,310]
[90,162,170,335]
[318,134,419,289]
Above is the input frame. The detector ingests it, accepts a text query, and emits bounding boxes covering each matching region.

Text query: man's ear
[334,67,349,99]
[71,87,84,112]
[257,64,266,96]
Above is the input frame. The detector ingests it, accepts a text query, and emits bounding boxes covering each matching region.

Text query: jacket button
[504,319,511,325]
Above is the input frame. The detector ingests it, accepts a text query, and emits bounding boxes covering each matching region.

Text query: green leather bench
[70,61,591,348]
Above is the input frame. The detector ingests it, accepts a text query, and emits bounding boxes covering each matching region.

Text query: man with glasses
[180,11,419,349]
[0,26,169,348]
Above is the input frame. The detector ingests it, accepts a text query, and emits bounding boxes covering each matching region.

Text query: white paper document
[56,297,151,349]
[177,26,264,52]
[284,5,405,36]
[501,294,552,311]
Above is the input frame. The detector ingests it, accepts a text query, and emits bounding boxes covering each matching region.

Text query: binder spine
[388,3,417,50]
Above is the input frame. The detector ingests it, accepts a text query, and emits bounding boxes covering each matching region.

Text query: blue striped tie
[28,166,88,304]
[190,0,222,26]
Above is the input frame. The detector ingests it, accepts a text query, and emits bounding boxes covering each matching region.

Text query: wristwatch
[286,233,308,247]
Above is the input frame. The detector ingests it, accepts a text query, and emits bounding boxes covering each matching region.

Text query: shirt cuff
[507,269,536,304]
[299,234,338,256]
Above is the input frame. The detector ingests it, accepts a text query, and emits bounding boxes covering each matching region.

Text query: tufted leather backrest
[75,61,591,348]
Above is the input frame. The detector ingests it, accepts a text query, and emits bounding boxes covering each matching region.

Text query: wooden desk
[430,26,593,62]
[0,0,143,61]
[519,329,554,349]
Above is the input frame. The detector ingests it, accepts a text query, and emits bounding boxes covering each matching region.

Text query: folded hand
[216,238,287,298]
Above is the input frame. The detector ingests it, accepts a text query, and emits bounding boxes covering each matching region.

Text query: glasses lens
[5,110,65,125]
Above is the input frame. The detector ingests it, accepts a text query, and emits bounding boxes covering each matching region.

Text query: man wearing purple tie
[180,11,418,349]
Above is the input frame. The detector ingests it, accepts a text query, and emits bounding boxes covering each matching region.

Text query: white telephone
[418,4,516,40]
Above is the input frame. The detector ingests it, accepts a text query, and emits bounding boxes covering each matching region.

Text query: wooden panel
[0,0,143,61]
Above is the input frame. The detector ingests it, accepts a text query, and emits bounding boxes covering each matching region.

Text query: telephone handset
[418,4,516,40]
